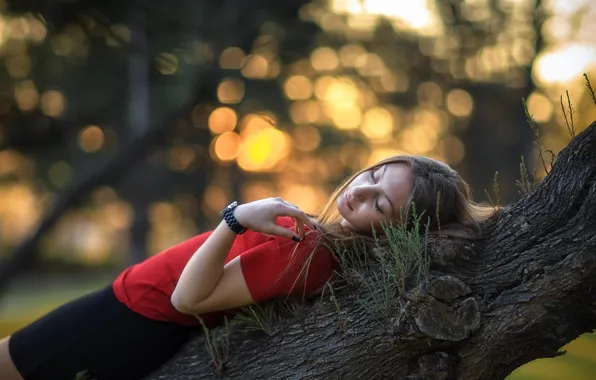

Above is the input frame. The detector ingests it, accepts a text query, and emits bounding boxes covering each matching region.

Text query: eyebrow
[380,165,396,216]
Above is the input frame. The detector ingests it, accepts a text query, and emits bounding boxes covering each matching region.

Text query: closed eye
[370,170,384,214]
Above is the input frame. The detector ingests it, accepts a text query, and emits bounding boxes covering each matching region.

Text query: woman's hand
[234,198,315,241]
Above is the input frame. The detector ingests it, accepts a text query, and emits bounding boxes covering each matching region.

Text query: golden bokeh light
[291,125,321,152]
[311,47,340,71]
[219,47,246,69]
[332,107,362,130]
[241,54,269,78]
[314,76,365,129]
[401,124,439,154]
[339,44,367,67]
[237,128,290,172]
[212,131,241,162]
[0,183,42,244]
[373,71,408,93]
[6,17,30,40]
[290,101,321,124]
[356,53,385,77]
[6,54,30,78]
[27,17,47,42]
[14,80,39,111]
[208,107,238,134]
[265,61,281,79]
[40,90,66,117]
[412,108,445,133]
[48,161,72,188]
[318,12,345,33]
[357,89,376,110]
[534,44,596,84]
[323,78,360,107]
[526,91,554,123]
[91,186,118,205]
[0,150,33,177]
[102,201,134,230]
[203,185,229,215]
[155,52,178,75]
[168,146,196,171]
[361,107,394,140]
[279,184,327,215]
[241,181,277,203]
[446,89,474,117]
[284,75,313,100]
[149,202,182,226]
[217,78,245,104]
[238,113,276,138]
[330,0,443,36]
[78,125,104,153]
[417,81,443,106]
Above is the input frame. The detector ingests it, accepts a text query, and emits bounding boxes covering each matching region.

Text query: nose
[351,185,372,203]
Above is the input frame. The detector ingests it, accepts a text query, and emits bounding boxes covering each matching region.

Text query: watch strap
[220,201,248,234]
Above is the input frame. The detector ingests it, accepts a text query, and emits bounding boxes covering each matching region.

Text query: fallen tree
[146,119,596,380]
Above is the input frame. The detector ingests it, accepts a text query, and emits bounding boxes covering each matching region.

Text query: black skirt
[8,285,196,380]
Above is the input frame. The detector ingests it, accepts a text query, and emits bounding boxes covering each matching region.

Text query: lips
[344,192,354,211]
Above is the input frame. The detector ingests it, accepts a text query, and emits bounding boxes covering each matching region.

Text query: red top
[112,216,337,326]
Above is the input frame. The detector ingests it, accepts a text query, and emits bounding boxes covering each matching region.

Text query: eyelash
[369,170,383,213]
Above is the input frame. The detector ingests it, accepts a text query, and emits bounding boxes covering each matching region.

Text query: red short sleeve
[240,231,337,303]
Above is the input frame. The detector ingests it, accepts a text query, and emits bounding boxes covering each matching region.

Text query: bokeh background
[0,0,595,378]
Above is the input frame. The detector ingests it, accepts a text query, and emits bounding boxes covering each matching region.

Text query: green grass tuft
[329,208,431,322]
[584,73,596,106]
[560,90,576,138]
[198,316,230,376]
[234,302,278,335]
[484,171,501,209]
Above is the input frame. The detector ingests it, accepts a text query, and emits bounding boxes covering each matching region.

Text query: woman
[0,155,495,380]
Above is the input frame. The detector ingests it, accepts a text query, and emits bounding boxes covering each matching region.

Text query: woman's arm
[170,198,315,315]
[170,220,239,314]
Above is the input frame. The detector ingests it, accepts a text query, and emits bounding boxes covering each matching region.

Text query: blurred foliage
[0,0,595,378]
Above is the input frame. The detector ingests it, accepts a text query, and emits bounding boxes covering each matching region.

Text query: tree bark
[146,120,596,380]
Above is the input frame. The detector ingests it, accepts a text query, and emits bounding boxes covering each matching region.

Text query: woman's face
[336,162,414,233]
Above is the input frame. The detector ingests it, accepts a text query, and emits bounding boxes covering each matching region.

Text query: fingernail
[292,236,301,242]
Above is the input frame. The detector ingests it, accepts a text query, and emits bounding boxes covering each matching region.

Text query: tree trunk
[146,120,596,380]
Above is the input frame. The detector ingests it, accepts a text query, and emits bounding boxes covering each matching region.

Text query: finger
[284,206,316,230]
[282,200,300,209]
[294,218,305,238]
[268,225,301,242]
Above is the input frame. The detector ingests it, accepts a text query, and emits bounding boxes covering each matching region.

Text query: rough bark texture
[145,121,596,380]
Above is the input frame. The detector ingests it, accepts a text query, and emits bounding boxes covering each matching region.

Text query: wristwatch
[220,201,248,234]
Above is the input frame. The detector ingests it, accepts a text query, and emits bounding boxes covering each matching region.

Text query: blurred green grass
[1,274,596,379]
